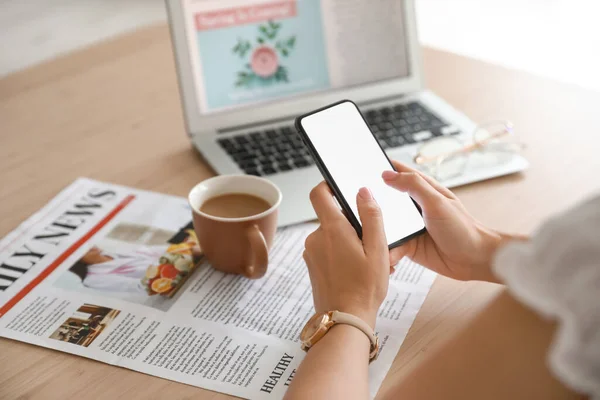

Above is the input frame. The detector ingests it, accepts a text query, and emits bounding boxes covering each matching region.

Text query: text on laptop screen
[182,0,409,114]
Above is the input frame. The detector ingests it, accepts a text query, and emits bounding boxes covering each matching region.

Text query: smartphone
[295,100,426,248]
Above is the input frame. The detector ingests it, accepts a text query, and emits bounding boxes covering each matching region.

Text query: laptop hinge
[217,93,408,134]
[218,113,300,134]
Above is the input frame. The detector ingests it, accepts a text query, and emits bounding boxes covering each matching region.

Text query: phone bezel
[295,99,426,250]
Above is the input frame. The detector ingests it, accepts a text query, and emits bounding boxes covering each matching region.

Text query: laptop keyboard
[217,126,312,177]
[366,101,454,148]
[217,101,458,176]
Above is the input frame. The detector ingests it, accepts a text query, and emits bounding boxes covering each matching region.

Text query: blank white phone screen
[301,101,425,246]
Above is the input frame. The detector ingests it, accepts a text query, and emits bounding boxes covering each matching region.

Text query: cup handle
[244,225,269,279]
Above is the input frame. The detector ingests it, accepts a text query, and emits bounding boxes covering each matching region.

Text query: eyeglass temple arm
[414,129,509,165]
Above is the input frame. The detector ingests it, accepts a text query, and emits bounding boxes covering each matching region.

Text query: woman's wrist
[339,306,378,330]
[325,323,371,356]
[471,228,529,284]
[469,227,504,283]
[318,303,379,330]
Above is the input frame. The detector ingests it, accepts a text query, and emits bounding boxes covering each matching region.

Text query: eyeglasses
[413,121,524,181]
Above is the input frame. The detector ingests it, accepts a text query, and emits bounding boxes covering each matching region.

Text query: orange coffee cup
[188,175,282,279]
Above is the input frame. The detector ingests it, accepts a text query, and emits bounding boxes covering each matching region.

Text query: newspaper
[0,178,436,399]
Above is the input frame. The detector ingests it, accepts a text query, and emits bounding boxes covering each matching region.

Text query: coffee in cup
[188,175,282,279]
[200,193,272,219]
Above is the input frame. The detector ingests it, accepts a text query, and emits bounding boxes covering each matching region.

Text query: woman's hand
[383,161,506,283]
[303,183,389,328]
[288,183,385,399]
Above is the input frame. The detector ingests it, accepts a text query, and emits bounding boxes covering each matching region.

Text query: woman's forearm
[284,324,371,400]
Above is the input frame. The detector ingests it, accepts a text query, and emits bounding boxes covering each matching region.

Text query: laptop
[166,0,528,226]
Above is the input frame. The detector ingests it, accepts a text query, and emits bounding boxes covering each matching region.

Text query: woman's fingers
[382,169,445,211]
[356,187,387,258]
[309,181,345,224]
[390,160,456,199]
[303,228,322,273]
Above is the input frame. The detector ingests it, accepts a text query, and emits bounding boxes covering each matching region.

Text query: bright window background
[1,0,599,93]
[416,0,600,92]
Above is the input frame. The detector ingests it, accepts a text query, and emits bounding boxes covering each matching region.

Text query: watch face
[301,312,328,339]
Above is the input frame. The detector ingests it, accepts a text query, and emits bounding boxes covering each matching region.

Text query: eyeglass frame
[413,120,520,168]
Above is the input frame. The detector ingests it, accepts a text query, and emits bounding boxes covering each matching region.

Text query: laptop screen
[182,0,410,114]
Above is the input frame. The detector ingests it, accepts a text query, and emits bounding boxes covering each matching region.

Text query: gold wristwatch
[300,310,379,362]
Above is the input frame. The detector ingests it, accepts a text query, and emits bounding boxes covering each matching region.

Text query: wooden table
[1,24,599,399]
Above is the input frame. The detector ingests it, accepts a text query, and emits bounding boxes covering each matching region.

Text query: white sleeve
[83,274,144,294]
[492,195,600,400]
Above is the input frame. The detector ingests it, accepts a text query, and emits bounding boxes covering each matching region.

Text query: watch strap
[331,311,379,361]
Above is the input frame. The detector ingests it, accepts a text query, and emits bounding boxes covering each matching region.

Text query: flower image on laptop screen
[182,0,410,114]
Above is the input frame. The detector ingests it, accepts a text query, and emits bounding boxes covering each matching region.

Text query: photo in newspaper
[49,304,120,347]
[0,178,436,399]
[54,221,201,311]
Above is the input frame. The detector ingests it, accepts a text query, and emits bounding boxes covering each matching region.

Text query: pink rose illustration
[250,46,279,78]
[232,22,295,87]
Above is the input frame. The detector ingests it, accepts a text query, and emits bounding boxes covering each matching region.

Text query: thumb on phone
[356,187,387,258]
